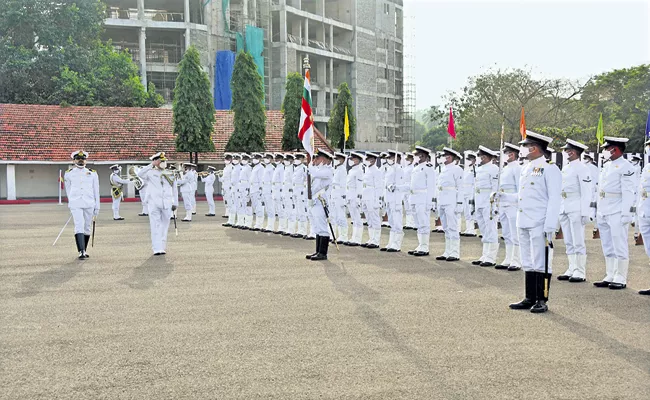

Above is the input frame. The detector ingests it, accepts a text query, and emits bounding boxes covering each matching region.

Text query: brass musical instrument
[128,166,144,190]
[197,171,212,178]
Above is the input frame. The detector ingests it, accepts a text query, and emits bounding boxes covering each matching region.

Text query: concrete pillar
[184,0,191,50]
[317,59,326,114]
[7,164,16,200]
[304,18,309,46]
[329,24,333,51]
[138,27,147,87]
[329,58,334,108]
[279,8,288,103]
[251,0,257,25]
[126,165,136,198]
[242,0,249,23]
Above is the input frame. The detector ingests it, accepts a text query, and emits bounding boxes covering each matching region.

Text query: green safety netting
[245,25,265,87]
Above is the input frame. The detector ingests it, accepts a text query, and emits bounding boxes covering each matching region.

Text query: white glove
[621,214,633,225]
[309,199,315,208]
[581,216,590,225]
[93,208,99,217]
[545,231,554,242]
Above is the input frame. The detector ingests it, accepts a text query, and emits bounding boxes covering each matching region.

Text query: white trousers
[412,203,430,234]
[148,206,172,253]
[224,186,236,215]
[363,204,381,229]
[293,192,308,222]
[499,205,519,246]
[251,191,264,218]
[476,207,497,243]
[598,212,630,260]
[387,201,403,233]
[439,204,459,240]
[112,197,122,219]
[519,224,552,273]
[181,191,193,211]
[274,196,286,219]
[559,212,586,255]
[330,196,347,228]
[310,201,330,237]
[71,207,93,235]
[347,198,362,227]
[205,189,215,215]
[639,215,650,257]
[263,193,274,217]
[139,187,149,214]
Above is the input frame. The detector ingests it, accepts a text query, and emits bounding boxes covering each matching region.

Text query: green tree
[327,82,356,150]
[173,46,216,163]
[144,82,165,108]
[225,51,266,152]
[280,72,303,150]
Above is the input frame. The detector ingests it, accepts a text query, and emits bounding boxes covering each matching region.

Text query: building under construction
[102,0,414,149]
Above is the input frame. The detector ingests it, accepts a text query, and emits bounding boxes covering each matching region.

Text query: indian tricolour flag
[298,69,314,156]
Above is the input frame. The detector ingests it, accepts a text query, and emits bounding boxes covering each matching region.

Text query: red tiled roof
[0,104,331,163]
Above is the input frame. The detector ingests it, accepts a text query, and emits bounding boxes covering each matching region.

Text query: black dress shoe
[192,212,197,215]
[113,217,125,220]
[413,251,429,257]
[154,252,163,256]
[222,223,232,227]
[347,242,359,247]
[282,232,292,236]
[568,277,586,283]
[507,266,521,271]
[306,252,318,260]
[205,214,216,217]
[138,213,148,216]
[471,260,482,265]
[366,244,379,249]
[593,280,611,288]
[250,228,260,232]
[305,236,316,241]
[290,233,302,238]
[380,247,388,252]
[608,283,626,290]
[494,264,509,270]
[445,257,459,262]
[360,243,369,248]
[639,289,650,295]
[435,255,448,261]
[557,275,571,281]
[337,240,345,244]
[386,248,400,253]
[530,300,548,313]
[479,262,495,267]
[260,229,270,233]
[311,253,327,261]
[222,215,228,218]
[465,234,477,237]
[408,250,416,255]
[509,298,535,310]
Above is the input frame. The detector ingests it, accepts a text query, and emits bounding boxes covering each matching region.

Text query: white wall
[0,164,6,199]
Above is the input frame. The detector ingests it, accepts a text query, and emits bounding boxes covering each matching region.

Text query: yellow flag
[344,106,350,142]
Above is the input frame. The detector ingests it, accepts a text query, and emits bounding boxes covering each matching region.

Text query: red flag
[447,107,456,139]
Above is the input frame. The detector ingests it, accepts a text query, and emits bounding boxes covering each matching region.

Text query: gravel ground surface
[1,203,649,399]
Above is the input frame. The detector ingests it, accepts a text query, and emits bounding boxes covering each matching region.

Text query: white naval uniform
[229,163,241,226]
[177,171,195,220]
[190,169,198,213]
[65,166,100,235]
[462,164,477,235]
[138,167,149,215]
[596,156,636,285]
[250,162,265,229]
[474,161,499,263]
[497,161,522,268]
[636,164,650,258]
[362,163,384,246]
[137,164,179,254]
[262,162,275,231]
[515,156,562,273]
[409,161,436,253]
[238,163,253,228]
[109,172,130,219]
[402,162,415,229]
[558,159,593,279]
[309,165,334,237]
[330,162,348,242]
[383,162,408,250]
[633,163,642,236]
[220,163,233,218]
[437,163,463,258]
[292,162,309,235]
[346,164,364,244]
[271,163,285,232]
[585,161,600,223]
[202,173,216,215]
[282,163,295,234]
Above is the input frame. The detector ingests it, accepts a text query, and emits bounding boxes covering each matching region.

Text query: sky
[405,0,650,110]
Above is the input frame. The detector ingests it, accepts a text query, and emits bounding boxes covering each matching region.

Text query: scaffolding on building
[401,10,416,146]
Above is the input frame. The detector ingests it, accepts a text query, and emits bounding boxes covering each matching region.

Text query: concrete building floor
[1,203,649,399]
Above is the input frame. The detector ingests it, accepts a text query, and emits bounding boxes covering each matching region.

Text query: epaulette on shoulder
[66,168,72,173]
[546,160,554,164]
[425,162,433,167]
[87,168,96,172]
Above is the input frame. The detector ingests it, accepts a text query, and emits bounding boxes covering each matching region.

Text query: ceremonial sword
[91,216,96,247]
[318,196,340,251]
[52,214,72,246]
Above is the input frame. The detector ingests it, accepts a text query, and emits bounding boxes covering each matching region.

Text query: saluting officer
[556,139,593,282]
[435,147,463,261]
[109,164,130,221]
[408,146,436,256]
[593,137,636,290]
[494,144,523,271]
[507,131,562,313]
[306,149,334,261]
[137,152,179,255]
[345,152,365,246]
[472,146,500,267]
[64,151,100,259]
[361,152,383,249]
[330,152,349,244]
[381,150,407,252]
[202,166,217,217]
[636,139,650,296]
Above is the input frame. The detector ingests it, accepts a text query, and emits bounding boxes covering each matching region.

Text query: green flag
[596,113,604,145]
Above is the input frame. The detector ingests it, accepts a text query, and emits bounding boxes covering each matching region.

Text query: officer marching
[435,147,463,261]
[494,144,522,271]
[305,149,334,261]
[109,164,130,221]
[402,153,416,230]
[506,131,562,313]
[202,166,217,217]
[137,152,179,255]
[593,137,636,290]
[64,151,100,259]
[556,139,593,283]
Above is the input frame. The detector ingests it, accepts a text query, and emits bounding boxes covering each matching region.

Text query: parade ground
[1,203,649,399]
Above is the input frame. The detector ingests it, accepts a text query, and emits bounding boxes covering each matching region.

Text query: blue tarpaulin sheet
[214,50,235,110]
